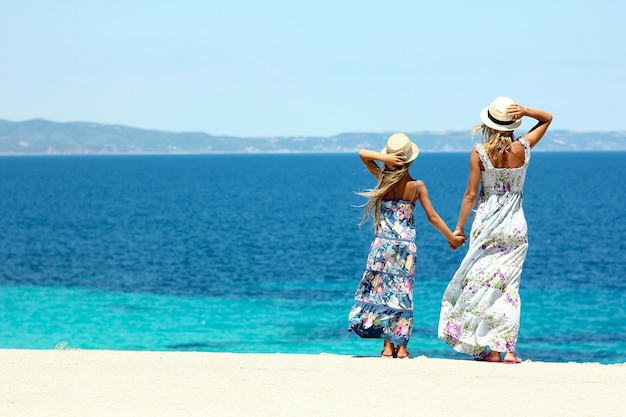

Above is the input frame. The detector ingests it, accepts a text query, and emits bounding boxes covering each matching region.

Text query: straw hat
[380,133,419,163]
[480,97,521,131]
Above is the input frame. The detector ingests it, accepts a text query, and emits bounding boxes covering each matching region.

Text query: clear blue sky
[1,0,624,136]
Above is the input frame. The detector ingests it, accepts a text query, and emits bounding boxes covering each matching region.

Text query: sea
[0,151,625,364]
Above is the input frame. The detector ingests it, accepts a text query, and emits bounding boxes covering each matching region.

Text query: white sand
[0,349,624,417]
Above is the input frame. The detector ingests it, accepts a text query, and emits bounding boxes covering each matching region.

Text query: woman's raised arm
[507,104,553,148]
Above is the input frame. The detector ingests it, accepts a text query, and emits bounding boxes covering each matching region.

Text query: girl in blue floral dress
[349,133,466,359]
[438,98,552,363]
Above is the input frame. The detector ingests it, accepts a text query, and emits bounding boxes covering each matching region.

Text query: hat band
[487,110,515,126]
[387,144,411,154]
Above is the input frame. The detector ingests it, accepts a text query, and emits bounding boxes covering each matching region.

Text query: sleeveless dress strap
[474,144,493,169]
[518,136,531,167]
[410,180,419,203]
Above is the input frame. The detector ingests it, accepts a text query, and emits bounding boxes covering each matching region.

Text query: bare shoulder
[402,179,424,203]
[511,140,526,154]
[470,148,481,163]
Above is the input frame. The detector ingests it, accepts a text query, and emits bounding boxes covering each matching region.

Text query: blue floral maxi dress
[438,138,531,358]
[349,188,418,346]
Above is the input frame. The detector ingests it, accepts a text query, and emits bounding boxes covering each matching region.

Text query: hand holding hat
[506,103,527,122]
[380,133,419,166]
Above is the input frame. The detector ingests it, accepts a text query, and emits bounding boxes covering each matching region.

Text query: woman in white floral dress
[438,97,552,363]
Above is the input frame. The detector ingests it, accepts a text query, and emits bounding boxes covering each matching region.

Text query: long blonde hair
[358,164,411,232]
[471,124,515,160]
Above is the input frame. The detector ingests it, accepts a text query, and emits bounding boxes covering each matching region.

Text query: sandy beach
[0,349,624,417]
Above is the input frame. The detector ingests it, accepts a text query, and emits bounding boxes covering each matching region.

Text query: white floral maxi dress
[438,138,531,358]
[348,188,418,346]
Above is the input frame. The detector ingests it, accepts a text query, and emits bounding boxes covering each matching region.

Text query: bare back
[483,140,526,170]
[383,178,418,203]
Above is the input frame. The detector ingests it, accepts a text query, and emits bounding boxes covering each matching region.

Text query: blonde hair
[358,164,411,232]
[471,124,514,160]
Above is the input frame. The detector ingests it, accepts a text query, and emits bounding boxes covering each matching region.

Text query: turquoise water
[2,283,622,362]
[0,153,624,363]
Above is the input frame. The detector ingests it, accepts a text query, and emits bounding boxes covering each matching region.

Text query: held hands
[448,229,466,250]
[507,103,527,121]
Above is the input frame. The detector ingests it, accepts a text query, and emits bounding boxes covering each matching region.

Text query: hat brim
[380,143,420,163]
[480,107,521,132]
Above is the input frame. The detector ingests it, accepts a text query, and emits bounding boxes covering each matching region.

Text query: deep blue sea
[1,152,625,363]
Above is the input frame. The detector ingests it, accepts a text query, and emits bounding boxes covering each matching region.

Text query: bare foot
[486,351,502,362]
[503,353,522,364]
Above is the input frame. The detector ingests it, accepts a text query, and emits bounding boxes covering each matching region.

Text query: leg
[396,344,410,359]
[381,340,395,358]
[486,350,502,362]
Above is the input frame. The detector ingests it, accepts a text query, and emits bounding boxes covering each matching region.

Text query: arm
[455,150,482,236]
[507,104,553,148]
[359,149,406,178]
[416,180,466,248]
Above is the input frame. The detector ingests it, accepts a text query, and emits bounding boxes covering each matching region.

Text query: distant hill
[0,118,625,155]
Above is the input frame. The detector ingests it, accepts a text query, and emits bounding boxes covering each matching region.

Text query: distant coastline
[1,118,625,155]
